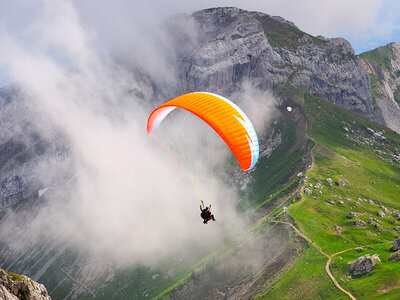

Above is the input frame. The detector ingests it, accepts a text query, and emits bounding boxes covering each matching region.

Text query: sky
[0,0,399,86]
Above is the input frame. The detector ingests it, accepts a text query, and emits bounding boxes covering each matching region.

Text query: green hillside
[151,86,400,299]
[258,88,400,299]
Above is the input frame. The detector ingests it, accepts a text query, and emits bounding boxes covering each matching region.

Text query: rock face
[0,269,51,300]
[161,7,374,118]
[0,176,28,209]
[349,254,380,277]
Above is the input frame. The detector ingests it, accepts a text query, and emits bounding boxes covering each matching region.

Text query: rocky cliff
[0,268,51,300]
[161,7,374,118]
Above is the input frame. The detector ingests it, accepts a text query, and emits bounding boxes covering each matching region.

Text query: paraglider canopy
[147,92,259,171]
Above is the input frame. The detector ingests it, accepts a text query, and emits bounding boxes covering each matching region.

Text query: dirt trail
[61,267,96,298]
[279,108,358,300]
[279,221,356,300]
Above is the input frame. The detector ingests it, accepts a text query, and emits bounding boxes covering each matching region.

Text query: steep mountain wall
[165,7,374,117]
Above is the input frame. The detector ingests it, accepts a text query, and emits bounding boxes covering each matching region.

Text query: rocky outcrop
[0,269,51,300]
[349,254,380,277]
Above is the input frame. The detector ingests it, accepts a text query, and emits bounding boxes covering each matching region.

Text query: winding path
[279,221,356,300]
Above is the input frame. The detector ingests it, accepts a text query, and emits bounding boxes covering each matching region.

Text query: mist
[0,0,278,268]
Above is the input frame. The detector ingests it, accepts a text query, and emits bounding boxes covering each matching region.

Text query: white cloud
[0,0,245,265]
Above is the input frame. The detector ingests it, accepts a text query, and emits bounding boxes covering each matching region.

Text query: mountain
[0,6,399,299]
[359,42,400,133]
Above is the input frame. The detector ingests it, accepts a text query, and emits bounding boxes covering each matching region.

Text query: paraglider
[200,200,215,224]
[147,92,259,171]
[147,92,259,224]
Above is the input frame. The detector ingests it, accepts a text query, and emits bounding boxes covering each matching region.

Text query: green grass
[369,74,385,99]
[394,85,400,105]
[258,15,326,49]
[256,246,342,299]
[330,243,400,299]
[359,45,392,71]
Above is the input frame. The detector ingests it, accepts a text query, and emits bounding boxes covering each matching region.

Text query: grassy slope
[260,88,400,298]
[257,247,343,300]
[359,45,392,71]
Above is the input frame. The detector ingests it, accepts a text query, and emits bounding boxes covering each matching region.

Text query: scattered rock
[367,127,375,135]
[393,211,400,218]
[355,247,363,253]
[343,127,350,132]
[369,199,375,205]
[335,226,342,234]
[349,254,380,277]
[319,191,322,194]
[309,183,313,188]
[374,223,380,230]
[391,239,400,251]
[314,182,322,189]
[304,188,312,195]
[346,197,352,201]
[354,220,367,227]
[394,226,400,231]
[373,132,386,141]
[297,172,303,177]
[378,210,386,218]
[368,218,373,224]
[326,178,333,184]
[337,179,345,187]
[338,200,344,204]
[347,212,357,219]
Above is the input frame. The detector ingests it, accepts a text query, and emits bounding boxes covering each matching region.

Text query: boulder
[389,252,400,261]
[338,200,344,204]
[378,210,386,218]
[326,178,333,184]
[391,238,400,251]
[355,220,367,227]
[347,212,357,219]
[349,254,380,277]
[337,179,345,186]
[368,217,373,224]
[394,226,400,232]
[314,182,322,189]
[304,188,312,195]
